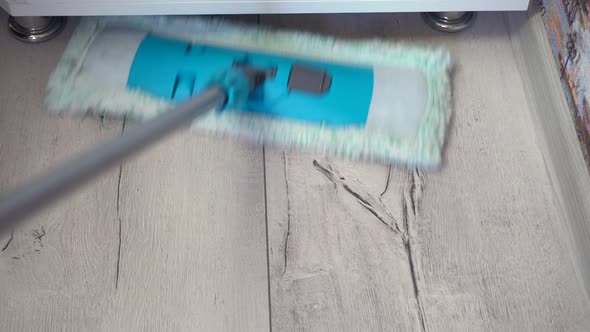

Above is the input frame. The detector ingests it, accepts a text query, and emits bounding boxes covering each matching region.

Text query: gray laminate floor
[1,11,589,331]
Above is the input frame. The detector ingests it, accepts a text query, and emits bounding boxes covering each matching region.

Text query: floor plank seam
[115,163,123,290]
[258,15,273,330]
[262,145,273,332]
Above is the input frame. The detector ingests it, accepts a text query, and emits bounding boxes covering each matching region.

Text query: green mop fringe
[46,16,452,168]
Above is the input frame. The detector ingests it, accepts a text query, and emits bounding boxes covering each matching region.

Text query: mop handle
[0,86,227,233]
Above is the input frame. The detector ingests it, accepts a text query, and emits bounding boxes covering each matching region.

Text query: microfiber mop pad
[46,16,452,168]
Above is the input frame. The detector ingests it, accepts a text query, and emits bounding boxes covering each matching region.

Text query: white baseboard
[1,0,528,16]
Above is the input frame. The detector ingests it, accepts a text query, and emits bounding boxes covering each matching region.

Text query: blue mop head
[46,16,452,169]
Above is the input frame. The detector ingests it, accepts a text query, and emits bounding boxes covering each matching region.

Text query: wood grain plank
[101,128,270,331]
[96,14,269,331]
[1,13,271,331]
[261,14,425,331]
[265,150,423,331]
[0,16,122,330]
[507,10,590,301]
[395,12,590,331]
[262,12,590,331]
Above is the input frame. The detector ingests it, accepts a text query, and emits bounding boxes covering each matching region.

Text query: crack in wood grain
[283,151,292,275]
[380,164,392,197]
[409,169,423,215]
[402,170,427,332]
[32,226,45,252]
[402,198,426,332]
[32,226,45,246]
[404,248,423,328]
[312,160,403,236]
[115,118,126,290]
[1,229,14,252]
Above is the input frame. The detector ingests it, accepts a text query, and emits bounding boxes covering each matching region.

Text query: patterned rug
[540,0,590,170]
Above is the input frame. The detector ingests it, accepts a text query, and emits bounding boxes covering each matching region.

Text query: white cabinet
[1,0,529,16]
